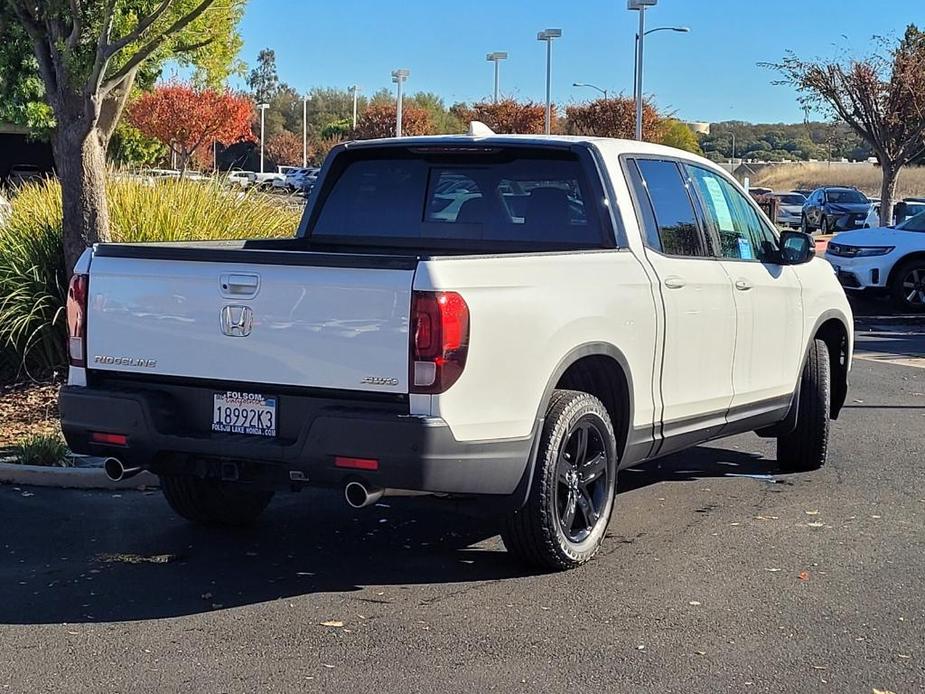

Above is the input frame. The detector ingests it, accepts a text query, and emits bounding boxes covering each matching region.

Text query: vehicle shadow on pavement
[620,445,781,493]
[0,444,785,625]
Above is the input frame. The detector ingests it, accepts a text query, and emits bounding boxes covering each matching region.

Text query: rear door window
[631,158,707,257]
[311,151,606,248]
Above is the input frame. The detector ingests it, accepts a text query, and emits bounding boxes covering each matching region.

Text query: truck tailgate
[85,245,415,394]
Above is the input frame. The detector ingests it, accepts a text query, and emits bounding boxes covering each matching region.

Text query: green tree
[247,47,279,105]
[660,119,702,154]
[1,0,244,272]
[108,121,168,167]
[406,92,463,134]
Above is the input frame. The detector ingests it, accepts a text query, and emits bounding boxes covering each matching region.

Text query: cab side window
[687,165,780,262]
[631,158,707,257]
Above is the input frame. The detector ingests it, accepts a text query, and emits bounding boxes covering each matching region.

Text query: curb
[0,461,159,490]
[855,315,925,329]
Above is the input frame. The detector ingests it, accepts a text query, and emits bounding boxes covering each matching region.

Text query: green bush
[0,177,302,379]
[12,433,69,467]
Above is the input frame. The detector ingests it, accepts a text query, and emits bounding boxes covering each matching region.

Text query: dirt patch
[0,382,61,450]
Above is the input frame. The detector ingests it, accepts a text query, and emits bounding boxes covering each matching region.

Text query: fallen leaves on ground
[799,571,811,581]
[97,553,178,565]
[320,620,344,628]
[0,382,61,449]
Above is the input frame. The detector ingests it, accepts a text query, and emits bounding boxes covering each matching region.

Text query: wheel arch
[538,343,634,462]
[886,251,925,289]
[811,311,851,419]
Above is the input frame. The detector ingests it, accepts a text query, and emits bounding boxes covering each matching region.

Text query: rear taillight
[66,273,89,367]
[410,291,469,394]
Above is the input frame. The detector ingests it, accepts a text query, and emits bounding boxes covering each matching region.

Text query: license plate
[212,391,277,437]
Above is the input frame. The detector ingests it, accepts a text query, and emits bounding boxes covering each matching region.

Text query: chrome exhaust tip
[344,481,384,509]
[103,457,143,482]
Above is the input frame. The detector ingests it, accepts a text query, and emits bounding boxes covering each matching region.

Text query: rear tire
[502,390,618,571]
[800,214,810,234]
[889,258,925,312]
[777,339,831,472]
[819,215,829,234]
[160,475,274,526]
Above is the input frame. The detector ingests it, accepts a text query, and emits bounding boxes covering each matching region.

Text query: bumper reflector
[335,456,379,471]
[91,432,128,446]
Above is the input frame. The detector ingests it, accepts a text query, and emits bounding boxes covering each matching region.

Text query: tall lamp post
[536,29,562,135]
[391,69,410,137]
[258,102,269,173]
[302,94,308,167]
[349,84,360,129]
[629,0,689,140]
[632,26,690,105]
[486,51,508,103]
[573,82,608,99]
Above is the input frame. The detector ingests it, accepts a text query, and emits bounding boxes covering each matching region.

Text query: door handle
[220,273,260,298]
[735,279,753,291]
[663,276,686,289]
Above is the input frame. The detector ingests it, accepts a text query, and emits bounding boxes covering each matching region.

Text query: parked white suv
[825,209,925,311]
[60,134,853,570]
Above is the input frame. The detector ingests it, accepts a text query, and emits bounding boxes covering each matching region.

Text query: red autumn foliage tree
[565,97,665,141]
[352,103,435,139]
[128,82,255,174]
[453,99,550,134]
[265,131,303,167]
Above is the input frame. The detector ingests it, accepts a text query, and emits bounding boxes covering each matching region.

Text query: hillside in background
[699,121,872,163]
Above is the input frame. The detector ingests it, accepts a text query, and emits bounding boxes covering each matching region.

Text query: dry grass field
[752,162,925,198]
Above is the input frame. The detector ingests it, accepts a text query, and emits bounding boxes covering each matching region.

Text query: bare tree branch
[66,0,82,51]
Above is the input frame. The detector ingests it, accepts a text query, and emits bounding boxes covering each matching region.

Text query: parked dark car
[801,187,872,234]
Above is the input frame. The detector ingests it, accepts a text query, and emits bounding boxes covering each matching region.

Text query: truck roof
[338,133,710,162]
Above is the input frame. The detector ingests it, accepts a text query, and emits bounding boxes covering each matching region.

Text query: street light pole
[391,69,410,137]
[536,29,562,135]
[302,94,307,167]
[258,102,269,173]
[349,85,360,129]
[573,82,608,99]
[633,26,690,106]
[486,52,508,103]
[634,5,647,140]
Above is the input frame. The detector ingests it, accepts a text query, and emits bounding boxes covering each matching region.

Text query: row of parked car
[758,186,925,232]
[745,186,925,311]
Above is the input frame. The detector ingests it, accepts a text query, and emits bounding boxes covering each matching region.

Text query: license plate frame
[211,391,277,437]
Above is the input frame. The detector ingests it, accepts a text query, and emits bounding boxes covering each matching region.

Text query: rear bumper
[59,382,535,501]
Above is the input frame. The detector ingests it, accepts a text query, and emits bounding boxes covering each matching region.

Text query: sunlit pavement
[1,338,923,693]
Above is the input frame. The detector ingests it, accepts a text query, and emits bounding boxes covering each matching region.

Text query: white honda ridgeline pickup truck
[61,133,853,570]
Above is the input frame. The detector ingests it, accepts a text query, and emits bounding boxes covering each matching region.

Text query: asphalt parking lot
[1,321,924,693]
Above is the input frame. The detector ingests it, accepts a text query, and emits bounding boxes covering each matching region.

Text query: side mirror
[779,230,815,265]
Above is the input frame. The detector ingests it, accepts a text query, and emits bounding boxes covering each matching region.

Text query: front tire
[502,390,618,570]
[161,475,274,526]
[819,215,829,234]
[890,259,925,312]
[800,214,810,234]
[777,339,831,472]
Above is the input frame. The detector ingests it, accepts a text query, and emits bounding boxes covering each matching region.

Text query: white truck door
[626,158,738,453]
[685,165,804,410]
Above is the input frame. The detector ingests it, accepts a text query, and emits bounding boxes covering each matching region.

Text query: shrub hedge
[0,177,301,381]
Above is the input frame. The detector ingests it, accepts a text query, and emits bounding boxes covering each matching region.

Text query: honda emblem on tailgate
[221,305,254,337]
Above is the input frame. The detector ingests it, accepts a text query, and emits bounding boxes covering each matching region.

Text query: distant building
[0,123,54,183]
[687,121,710,135]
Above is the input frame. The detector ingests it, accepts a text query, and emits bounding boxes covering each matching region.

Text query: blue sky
[236,0,921,124]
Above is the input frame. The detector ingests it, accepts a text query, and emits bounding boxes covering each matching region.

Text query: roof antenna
[467,121,496,137]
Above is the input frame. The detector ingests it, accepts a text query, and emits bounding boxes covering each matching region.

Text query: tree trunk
[98,70,139,153]
[880,162,899,227]
[54,122,112,274]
